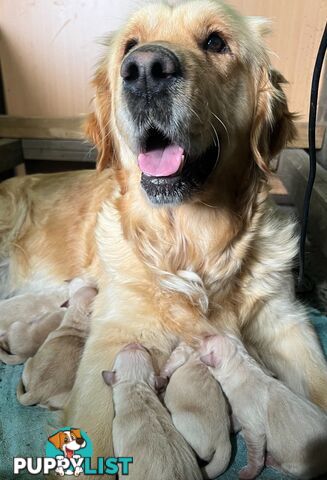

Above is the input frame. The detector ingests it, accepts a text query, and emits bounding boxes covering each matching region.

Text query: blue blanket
[1,309,326,480]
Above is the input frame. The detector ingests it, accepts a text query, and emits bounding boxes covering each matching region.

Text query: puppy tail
[203,443,231,479]
[0,346,25,365]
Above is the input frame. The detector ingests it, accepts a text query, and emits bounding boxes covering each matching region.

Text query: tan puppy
[17,285,97,410]
[200,335,327,480]
[102,343,203,480]
[0,285,69,331]
[0,308,66,365]
[161,342,231,479]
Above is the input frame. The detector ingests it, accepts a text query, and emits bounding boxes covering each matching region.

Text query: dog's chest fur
[94,193,297,338]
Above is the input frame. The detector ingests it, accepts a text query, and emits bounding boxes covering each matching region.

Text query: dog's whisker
[210,110,231,145]
[208,120,219,148]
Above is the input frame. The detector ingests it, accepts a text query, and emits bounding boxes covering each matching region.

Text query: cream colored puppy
[200,335,327,480]
[102,343,203,480]
[0,285,69,331]
[17,285,97,410]
[0,308,66,365]
[161,342,231,479]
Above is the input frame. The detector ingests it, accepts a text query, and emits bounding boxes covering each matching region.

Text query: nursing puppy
[102,343,203,480]
[162,342,231,479]
[200,335,327,480]
[0,285,69,332]
[17,285,97,410]
[0,308,66,365]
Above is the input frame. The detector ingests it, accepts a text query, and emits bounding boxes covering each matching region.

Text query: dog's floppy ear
[102,370,116,386]
[85,40,117,171]
[154,375,168,392]
[48,431,64,450]
[200,351,220,368]
[251,67,296,174]
[71,428,82,439]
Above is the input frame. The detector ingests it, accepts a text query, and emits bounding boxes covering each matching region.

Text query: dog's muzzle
[120,44,220,205]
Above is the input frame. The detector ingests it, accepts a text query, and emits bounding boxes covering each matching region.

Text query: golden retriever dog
[17,283,97,410]
[200,334,327,479]
[0,0,327,467]
[162,342,231,478]
[102,343,202,480]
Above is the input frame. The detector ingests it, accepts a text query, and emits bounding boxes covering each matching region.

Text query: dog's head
[87,0,295,206]
[102,343,167,392]
[48,428,86,458]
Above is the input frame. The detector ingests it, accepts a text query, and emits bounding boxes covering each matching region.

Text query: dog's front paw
[74,466,83,476]
[55,467,65,477]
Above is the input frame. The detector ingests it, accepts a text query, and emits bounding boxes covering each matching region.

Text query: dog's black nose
[76,437,84,445]
[121,45,182,96]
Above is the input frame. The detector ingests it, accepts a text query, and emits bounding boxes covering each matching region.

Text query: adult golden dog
[1,0,327,466]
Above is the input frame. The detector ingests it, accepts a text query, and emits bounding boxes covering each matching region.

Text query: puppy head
[86,0,295,207]
[48,429,86,453]
[102,343,167,392]
[68,286,98,310]
[161,341,195,377]
[200,334,237,369]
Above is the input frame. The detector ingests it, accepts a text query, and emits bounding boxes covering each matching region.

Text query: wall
[1,0,326,119]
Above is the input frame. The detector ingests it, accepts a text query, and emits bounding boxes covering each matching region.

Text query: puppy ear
[200,351,220,368]
[48,431,63,450]
[102,370,116,386]
[71,428,82,439]
[85,56,117,171]
[154,375,168,392]
[251,67,296,174]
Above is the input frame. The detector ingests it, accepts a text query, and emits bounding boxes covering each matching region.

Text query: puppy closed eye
[203,32,229,54]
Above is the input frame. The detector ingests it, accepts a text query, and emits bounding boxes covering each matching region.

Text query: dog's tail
[0,346,25,365]
[202,442,231,479]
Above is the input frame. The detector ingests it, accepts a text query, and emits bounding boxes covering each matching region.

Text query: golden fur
[0,0,327,468]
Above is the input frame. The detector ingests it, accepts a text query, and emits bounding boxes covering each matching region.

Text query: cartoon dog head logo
[48,428,86,459]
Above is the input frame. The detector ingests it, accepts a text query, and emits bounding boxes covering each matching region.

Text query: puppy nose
[121,45,182,96]
[76,438,84,445]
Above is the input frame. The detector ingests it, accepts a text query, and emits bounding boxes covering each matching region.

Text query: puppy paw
[265,454,281,470]
[239,464,261,480]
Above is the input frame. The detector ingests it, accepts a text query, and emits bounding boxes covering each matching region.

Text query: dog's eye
[203,33,228,53]
[64,437,69,443]
[124,38,138,56]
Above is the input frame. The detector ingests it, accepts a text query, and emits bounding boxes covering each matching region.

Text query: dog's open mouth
[138,129,185,177]
[65,448,74,459]
[137,128,220,205]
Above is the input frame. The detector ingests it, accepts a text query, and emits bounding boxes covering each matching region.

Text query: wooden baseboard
[0,115,324,149]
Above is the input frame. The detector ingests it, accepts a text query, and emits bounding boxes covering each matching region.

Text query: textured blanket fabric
[0,310,326,480]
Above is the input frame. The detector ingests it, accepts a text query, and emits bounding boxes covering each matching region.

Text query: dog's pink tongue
[138,145,184,177]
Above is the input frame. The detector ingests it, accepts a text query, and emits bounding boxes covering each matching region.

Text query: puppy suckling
[0,308,66,365]
[102,343,202,480]
[200,334,327,480]
[161,342,231,479]
[0,285,69,364]
[17,284,97,410]
[0,285,69,330]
